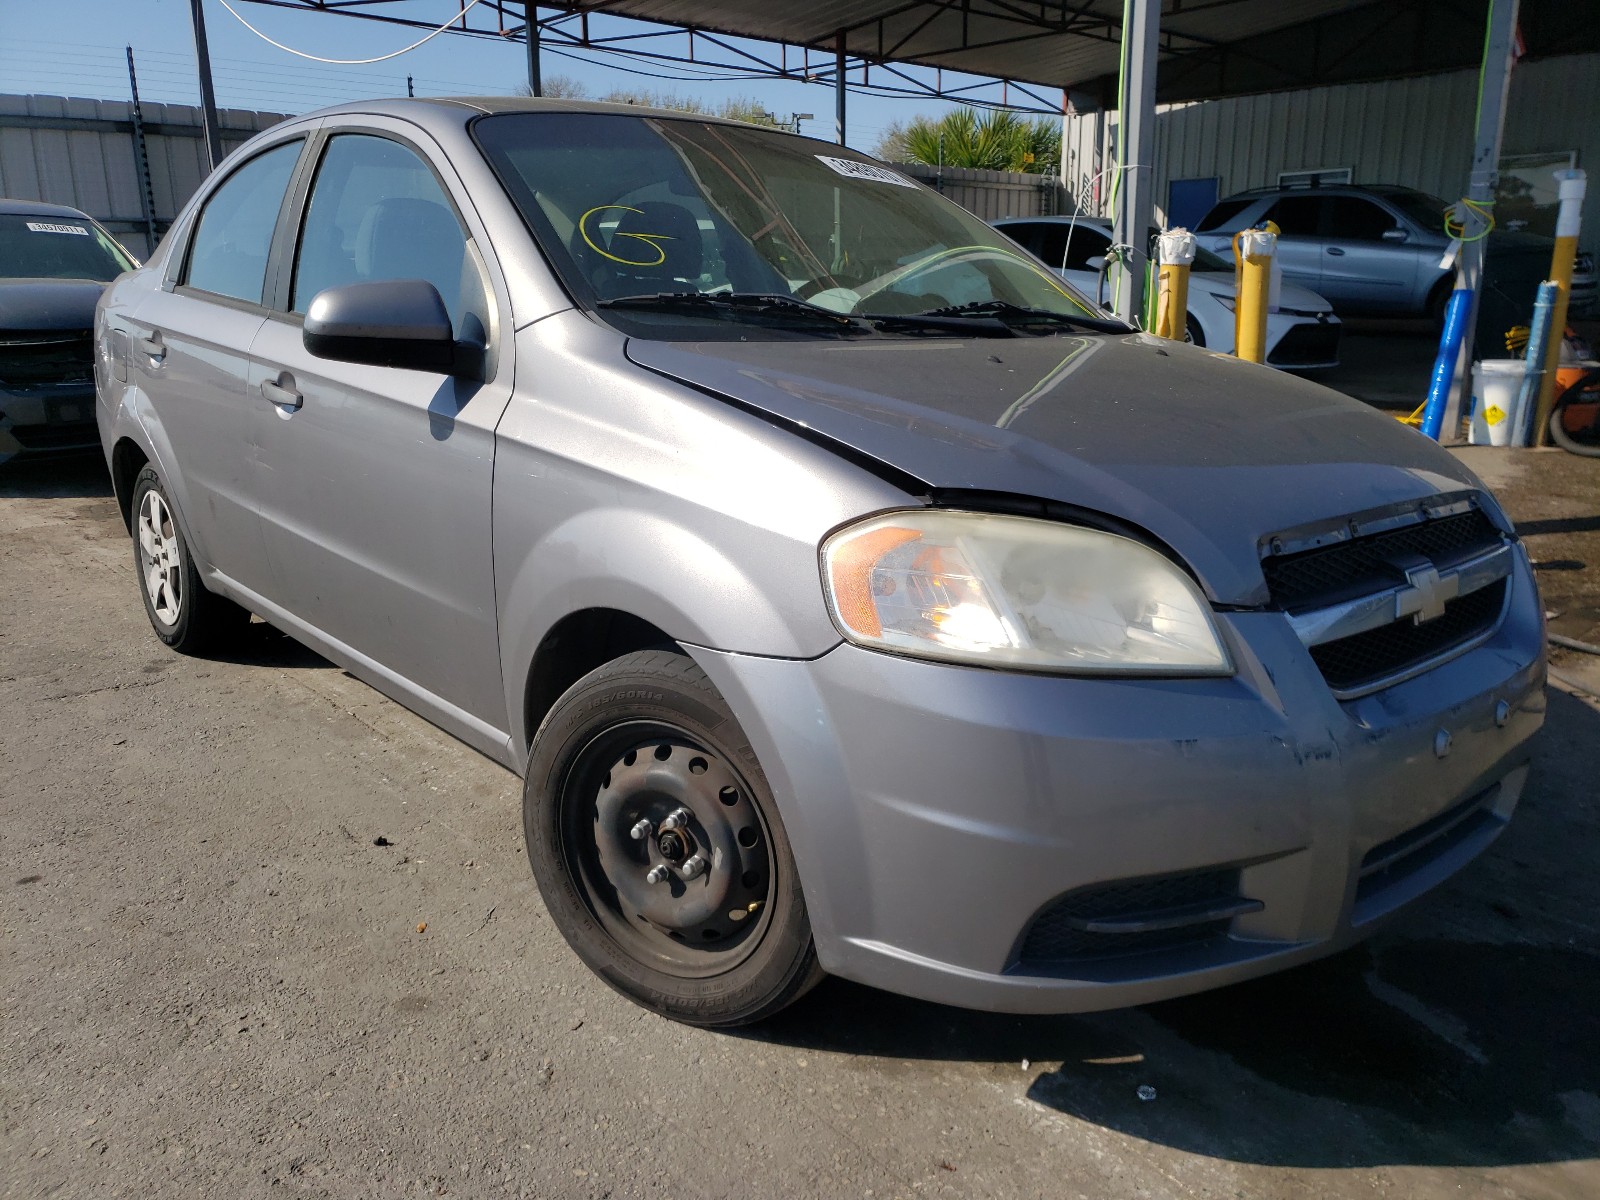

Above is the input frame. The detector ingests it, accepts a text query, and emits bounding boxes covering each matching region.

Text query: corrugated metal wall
[0,94,289,259]
[896,162,1071,220]
[1063,53,1600,258]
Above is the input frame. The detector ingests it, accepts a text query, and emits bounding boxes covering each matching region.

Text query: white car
[994,216,1341,370]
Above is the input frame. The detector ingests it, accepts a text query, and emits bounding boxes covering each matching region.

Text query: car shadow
[0,451,113,498]
[207,618,338,671]
[748,687,1600,1170]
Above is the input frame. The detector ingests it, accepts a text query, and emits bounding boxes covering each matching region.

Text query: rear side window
[1195,198,1254,232]
[183,140,302,304]
[1262,195,1325,236]
[291,134,469,322]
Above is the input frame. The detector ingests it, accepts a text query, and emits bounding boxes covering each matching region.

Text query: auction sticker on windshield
[814,156,916,188]
[26,222,90,236]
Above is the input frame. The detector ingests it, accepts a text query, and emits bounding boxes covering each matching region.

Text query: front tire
[130,466,249,654]
[524,649,822,1026]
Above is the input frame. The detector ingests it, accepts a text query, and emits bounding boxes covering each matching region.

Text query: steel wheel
[137,488,183,627]
[524,649,823,1026]
[562,721,775,977]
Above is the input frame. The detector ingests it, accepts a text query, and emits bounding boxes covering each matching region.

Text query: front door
[1318,195,1421,312]
[1259,195,1326,294]
[245,127,514,739]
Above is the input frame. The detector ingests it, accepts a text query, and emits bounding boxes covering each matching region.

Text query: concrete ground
[3,440,1598,1200]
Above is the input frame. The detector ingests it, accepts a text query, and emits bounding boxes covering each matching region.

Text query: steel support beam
[1442,0,1521,442]
[525,3,542,97]
[188,0,224,173]
[835,30,847,145]
[1111,0,1159,325]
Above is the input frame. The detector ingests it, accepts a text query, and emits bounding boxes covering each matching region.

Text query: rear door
[1318,195,1421,311]
[243,122,515,738]
[126,135,306,589]
[1258,195,1326,293]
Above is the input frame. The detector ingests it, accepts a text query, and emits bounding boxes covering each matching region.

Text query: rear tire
[129,466,250,654]
[1185,314,1204,347]
[523,649,823,1026]
[1548,370,1600,457]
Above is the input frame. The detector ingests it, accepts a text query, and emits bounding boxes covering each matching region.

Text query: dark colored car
[1,199,137,461]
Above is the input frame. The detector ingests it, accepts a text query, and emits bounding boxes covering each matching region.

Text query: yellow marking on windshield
[578,204,676,267]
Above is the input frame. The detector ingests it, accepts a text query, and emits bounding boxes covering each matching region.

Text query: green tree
[891,107,1060,175]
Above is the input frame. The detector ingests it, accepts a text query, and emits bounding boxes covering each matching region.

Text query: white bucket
[1469,360,1528,446]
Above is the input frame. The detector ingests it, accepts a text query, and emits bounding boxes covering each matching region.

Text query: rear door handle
[1326,247,1346,256]
[261,374,303,410]
[136,333,165,362]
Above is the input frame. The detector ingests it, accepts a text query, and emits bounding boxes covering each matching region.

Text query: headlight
[821,510,1231,674]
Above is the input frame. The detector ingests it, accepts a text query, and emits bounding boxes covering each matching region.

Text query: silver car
[1195,183,1597,321]
[95,99,1545,1027]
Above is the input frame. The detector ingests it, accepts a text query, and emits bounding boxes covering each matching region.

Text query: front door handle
[1326,247,1346,256]
[136,333,165,362]
[261,374,303,410]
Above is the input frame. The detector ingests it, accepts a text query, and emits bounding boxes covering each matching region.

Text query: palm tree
[889,107,1059,175]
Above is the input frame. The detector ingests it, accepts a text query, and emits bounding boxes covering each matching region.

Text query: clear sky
[0,0,1060,155]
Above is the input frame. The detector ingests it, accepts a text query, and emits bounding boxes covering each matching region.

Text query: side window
[1056,227,1111,272]
[1325,197,1401,241]
[183,140,302,304]
[999,223,1042,256]
[292,134,469,325]
[1261,196,1325,237]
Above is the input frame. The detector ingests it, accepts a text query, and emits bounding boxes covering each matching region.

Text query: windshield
[0,214,135,282]
[473,112,1105,337]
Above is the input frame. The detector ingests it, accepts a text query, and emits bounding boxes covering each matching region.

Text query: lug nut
[629,819,652,841]
[659,807,693,833]
[679,854,707,880]
[646,865,670,884]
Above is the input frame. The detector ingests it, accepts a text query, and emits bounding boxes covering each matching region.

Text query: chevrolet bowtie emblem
[1392,556,1459,624]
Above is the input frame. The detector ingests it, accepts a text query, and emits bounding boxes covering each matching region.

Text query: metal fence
[895,162,1071,221]
[0,94,289,260]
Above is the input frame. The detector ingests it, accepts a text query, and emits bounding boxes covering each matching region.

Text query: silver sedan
[96,99,1544,1026]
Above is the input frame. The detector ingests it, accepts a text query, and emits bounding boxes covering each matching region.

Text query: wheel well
[524,609,677,747]
[110,438,149,531]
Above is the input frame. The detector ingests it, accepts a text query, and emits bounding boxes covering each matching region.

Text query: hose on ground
[1549,633,1600,656]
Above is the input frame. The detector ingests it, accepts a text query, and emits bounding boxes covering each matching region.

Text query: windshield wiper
[595,291,861,329]
[913,300,1130,334]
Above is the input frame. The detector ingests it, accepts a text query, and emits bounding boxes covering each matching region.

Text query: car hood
[1189,270,1332,313]
[626,331,1489,606]
[0,278,106,332]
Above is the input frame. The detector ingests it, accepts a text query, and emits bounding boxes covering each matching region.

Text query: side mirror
[304,279,473,376]
[1086,255,1108,271]
[1381,228,1408,242]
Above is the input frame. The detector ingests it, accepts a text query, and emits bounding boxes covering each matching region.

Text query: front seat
[355,196,466,319]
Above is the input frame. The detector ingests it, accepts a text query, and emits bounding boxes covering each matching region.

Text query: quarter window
[292,134,469,323]
[183,140,302,304]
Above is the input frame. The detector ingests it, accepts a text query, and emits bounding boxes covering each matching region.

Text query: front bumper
[0,384,100,457]
[691,548,1545,1014]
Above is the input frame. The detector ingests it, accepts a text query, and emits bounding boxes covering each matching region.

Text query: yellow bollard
[1154,229,1196,342]
[1533,169,1587,445]
[1232,223,1277,364]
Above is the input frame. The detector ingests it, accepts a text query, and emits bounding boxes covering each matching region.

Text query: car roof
[0,197,94,219]
[297,95,763,132]
[1217,184,1420,202]
[993,216,1111,228]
